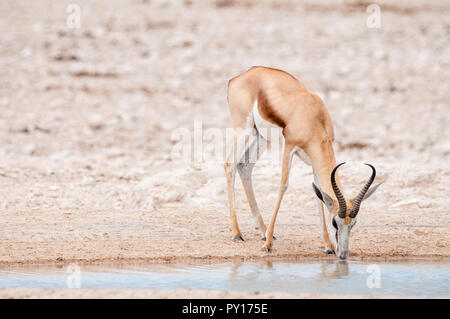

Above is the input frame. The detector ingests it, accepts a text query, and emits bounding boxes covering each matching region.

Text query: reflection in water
[319,260,349,279]
[229,259,273,281]
[0,259,448,298]
[229,259,350,283]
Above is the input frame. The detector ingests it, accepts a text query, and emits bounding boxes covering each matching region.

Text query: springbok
[224,66,382,259]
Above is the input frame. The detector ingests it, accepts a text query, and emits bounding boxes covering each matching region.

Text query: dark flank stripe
[257,89,286,128]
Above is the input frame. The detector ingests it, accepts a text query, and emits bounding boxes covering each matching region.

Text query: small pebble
[418,200,431,208]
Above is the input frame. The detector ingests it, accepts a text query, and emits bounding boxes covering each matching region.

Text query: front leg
[263,143,295,252]
[324,211,338,253]
[318,200,336,254]
[313,170,336,254]
[322,208,336,254]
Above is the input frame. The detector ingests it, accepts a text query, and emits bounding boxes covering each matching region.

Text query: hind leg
[224,161,243,241]
[224,127,258,241]
[237,133,268,239]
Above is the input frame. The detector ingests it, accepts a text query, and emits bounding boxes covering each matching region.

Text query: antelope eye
[332,217,338,229]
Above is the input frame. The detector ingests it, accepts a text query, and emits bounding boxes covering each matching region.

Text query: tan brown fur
[226,66,343,251]
[257,89,286,128]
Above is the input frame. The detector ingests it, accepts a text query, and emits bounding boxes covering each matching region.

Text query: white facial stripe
[335,217,356,259]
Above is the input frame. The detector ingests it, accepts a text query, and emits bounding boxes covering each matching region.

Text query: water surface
[0,259,448,298]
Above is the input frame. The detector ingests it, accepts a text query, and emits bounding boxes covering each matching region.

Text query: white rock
[433,142,450,155]
[264,24,277,35]
[88,114,104,130]
[21,48,32,57]
[329,91,341,100]
[23,144,36,155]
[391,199,419,208]
[180,64,193,76]
[151,0,170,6]
[80,177,96,186]
[418,200,431,208]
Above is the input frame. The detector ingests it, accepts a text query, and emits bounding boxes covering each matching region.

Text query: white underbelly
[251,100,282,142]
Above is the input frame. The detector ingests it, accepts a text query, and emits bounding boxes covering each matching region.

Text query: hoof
[261,236,277,241]
[325,248,335,255]
[232,236,244,242]
[261,245,272,252]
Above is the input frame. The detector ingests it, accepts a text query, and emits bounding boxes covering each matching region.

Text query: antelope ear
[362,181,384,201]
[312,183,334,210]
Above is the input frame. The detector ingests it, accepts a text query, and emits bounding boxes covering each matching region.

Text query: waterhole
[0,259,448,298]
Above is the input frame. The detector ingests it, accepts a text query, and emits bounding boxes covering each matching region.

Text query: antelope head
[312,163,383,260]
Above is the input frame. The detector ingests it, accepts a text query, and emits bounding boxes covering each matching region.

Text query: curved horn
[349,163,376,218]
[331,162,347,218]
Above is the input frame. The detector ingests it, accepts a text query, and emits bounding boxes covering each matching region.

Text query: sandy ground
[0,288,399,299]
[0,0,449,298]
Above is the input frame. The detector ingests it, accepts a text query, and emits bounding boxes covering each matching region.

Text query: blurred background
[0,0,448,212]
